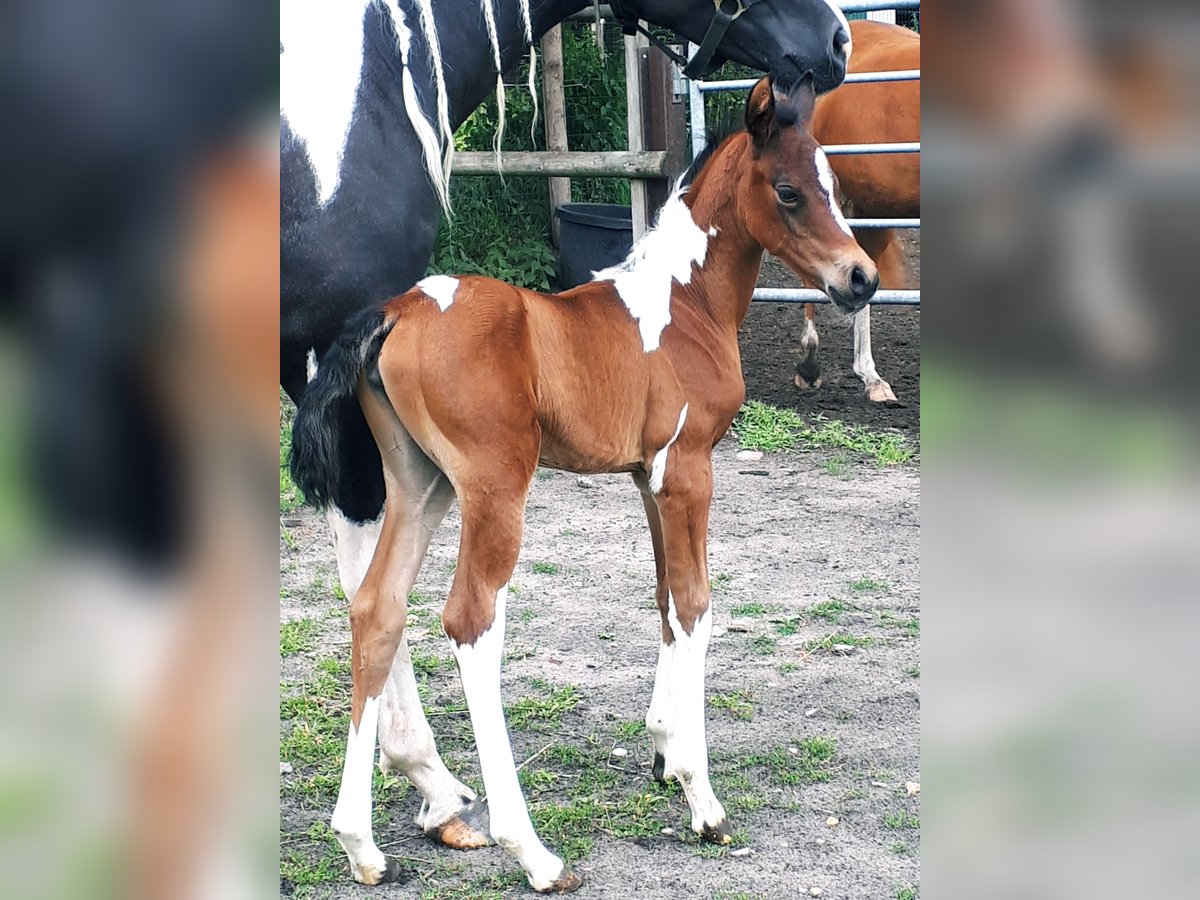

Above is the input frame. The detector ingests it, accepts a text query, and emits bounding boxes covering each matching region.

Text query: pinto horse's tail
[289,306,395,510]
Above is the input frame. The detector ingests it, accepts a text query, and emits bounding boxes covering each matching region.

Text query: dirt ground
[280,238,921,900]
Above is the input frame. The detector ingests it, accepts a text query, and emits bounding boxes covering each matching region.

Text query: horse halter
[608,0,767,79]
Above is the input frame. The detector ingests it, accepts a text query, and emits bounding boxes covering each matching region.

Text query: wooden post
[542,25,570,246]
[641,45,688,215]
[624,29,649,241]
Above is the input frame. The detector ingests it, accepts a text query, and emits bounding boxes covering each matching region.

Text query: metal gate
[685,0,921,306]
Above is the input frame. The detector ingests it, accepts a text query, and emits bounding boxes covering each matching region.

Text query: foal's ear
[745,77,779,148]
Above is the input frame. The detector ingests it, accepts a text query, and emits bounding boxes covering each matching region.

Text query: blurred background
[921,0,1200,897]
[1,1,1199,898]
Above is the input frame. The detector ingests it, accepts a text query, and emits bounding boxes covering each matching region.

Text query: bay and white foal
[290,75,877,892]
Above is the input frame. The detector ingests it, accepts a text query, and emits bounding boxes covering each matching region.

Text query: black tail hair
[289,305,394,509]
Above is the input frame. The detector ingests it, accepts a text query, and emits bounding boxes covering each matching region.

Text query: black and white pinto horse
[280,0,851,886]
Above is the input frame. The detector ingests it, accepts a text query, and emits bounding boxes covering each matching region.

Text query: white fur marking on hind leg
[378,635,479,831]
[649,404,688,494]
[451,586,565,890]
[331,695,389,884]
[417,275,459,311]
[326,509,383,600]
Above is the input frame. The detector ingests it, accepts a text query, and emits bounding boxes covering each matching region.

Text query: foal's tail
[289,306,395,509]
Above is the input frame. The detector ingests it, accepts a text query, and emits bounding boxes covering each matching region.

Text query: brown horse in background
[795,19,919,403]
[291,76,876,892]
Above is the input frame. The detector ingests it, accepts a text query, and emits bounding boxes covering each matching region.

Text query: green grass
[531,561,560,575]
[730,602,769,617]
[806,599,847,624]
[889,841,913,856]
[778,662,800,674]
[821,453,850,477]
[896,887,918,900]
[751,634,777,656]
[848,575,890,595]
[884,812,921,829]
[775,617,799,636]
[879,611,920,635]
[279,395,305,513]
[905,666,921,679]
[733,401,805,451]
[802,633,875,654]
[280,618,319,656]
[505,684,580,731]
[420,870,525,900]
[733,404,913,465]
[612,720,645,741]
[710,689,754,721]
[741,736,838,786]
[710,573,733,594]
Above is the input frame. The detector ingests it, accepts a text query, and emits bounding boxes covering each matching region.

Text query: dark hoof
[701,818,735,845]
[652,752,667,784]
[794,369,822,392]
[539,869,584,893]
[431,799,492,850]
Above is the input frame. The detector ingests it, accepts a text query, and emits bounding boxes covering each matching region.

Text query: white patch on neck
[281,1,371,206]
[823,0,853,60]
[592,184,709,351]
[417,275,459,311]
[815,148,853,237]
[649,404,689,494]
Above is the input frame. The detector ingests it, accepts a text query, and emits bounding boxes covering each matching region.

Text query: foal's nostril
[850,265,869,298]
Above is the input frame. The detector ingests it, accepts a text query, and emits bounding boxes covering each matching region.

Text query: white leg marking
[852,306,897,402]
[331,696,390,884]
[815,148,853,237]
[325,509,383,600]
[593,184,709,351]
[649,404,689,494]
[416,275,459,311]
[451,586,566,890]
[799,314,820,358]
[645,597,725,834]
[378,635,479,831]
[280,1,370,206]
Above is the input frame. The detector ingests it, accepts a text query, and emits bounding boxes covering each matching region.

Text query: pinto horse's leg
[442,446,582,893]
[633,471,672,784]
[794,302,823,391]
[641,451,730,844]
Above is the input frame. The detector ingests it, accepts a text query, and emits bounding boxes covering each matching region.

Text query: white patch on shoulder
[815,148,853,237]
[281,1,371,206]
[823,0,853,59]
[649,404,689,494]
[306,348,318,383]
[592,184,709,351]
[417,275,459,311]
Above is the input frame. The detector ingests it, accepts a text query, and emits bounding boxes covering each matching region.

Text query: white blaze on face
[649,404,689,494]
[417,275,459,311]
[331,694,390,883]
[281,0,371,206]
[815,148,853,237]
[645,596,726,834]
[592,184,710,351]
[450,586,566,890]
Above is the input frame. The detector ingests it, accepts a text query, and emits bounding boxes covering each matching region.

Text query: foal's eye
[776,185,799,204]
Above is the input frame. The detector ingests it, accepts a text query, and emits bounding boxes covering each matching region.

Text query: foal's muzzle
[828,264,878,313]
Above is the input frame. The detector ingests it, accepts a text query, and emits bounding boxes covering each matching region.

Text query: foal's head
[740,76,879,313]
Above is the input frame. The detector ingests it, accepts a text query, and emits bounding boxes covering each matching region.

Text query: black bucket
[555,203,633,289]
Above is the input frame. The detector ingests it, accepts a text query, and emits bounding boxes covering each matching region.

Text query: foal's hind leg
[440,449,581,892]
[637,455,730,843]
[330,417,479,884]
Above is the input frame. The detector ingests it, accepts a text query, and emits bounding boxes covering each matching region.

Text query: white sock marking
[649,404,689,494]
[852,305,884,385]
[331,695,389,882]
[417,275,459,311]
[815,148,853,237]
[280,0,370,206]
[326,509,384,600]
[451,586,565,890]
[645,596,725,833]
[593,183,710,351]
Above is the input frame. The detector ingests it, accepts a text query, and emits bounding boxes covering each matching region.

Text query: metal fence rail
[690,0,921,307]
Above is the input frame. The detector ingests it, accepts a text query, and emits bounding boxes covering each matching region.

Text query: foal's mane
[679,120,746,190]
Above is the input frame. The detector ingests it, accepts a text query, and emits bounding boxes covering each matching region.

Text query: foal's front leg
[639,455,731,843]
